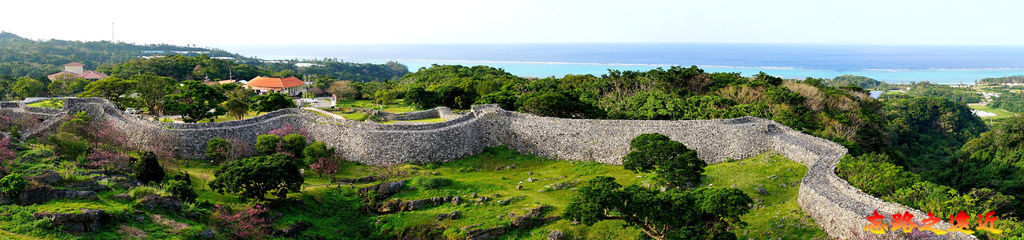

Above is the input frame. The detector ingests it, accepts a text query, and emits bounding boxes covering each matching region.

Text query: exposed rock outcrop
[33,208,109,233]
[19,185,97,205]
[358,180,406,198]
[26,171,60,185]
[373,196,453,213]
[137,195,182,211]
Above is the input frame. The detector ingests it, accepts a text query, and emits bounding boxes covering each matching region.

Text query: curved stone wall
[0,98,973,239]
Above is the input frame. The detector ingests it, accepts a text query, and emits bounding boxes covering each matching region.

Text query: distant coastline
[223,43,1024,84]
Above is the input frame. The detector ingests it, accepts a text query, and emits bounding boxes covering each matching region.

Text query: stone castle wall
[0,98,972,239]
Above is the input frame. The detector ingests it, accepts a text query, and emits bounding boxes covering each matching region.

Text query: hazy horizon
[2,0,1023,47]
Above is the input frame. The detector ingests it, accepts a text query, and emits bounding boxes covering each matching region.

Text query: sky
[0,0,1022,47]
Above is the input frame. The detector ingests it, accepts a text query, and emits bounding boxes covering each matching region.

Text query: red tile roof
[78,70,109,79]
[246,76,305,89]
[47,70,109,80]
[65,62,84,67]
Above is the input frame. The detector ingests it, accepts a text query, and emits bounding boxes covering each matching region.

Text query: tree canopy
[208,153,304,201]
[622,133,705,188]
[565,176,752,240]
[78,77,135,104]
[163,80,227,122]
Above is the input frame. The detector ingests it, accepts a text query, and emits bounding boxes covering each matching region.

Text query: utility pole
[111,22,115,43]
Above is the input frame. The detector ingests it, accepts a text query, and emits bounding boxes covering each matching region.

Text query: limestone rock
[199,230,216,239]
[113,193,131,201]
[19,185,97,205]
[755,187,769,195]
[138,195,182,211]
[274,220,310,237]
[358,180,406,198]
[33,208,108,233]
[66,180,111,192]
[465,226,508,240]
[437,211,461,220]
[26,171,60,185]
[510,206,550,229]
[547,230,565,240]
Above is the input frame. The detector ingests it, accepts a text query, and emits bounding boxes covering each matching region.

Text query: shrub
[254,135,280,156]
[208,153,303,201]
[213,205,274,240]
[836,153,921,197]
[303,141,333,165]
[135,151,165,184]
[305,141,339,182]
[0,137,15,173]
[48,132,89,160]
[165,179,197,203]
[87,120,128,148]
[280,134,306,159]
[130,186,160,199]
[205,138,232,164]
[56,161,81,181]
[9,126,20,140]
[0,173,27,195]
[58,111,91,138]
[411,177,453,190]
[183,201,213,219]
[84,149,131,172]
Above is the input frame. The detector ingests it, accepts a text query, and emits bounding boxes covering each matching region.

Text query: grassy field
[328,147,824,239]
[968,104,1016,119]
[335,99,418,113]
[704,154,825,239]
[25,99,63,109]
[1,142,823,239]
[379,117,447,124]
[211,111,266,122]
[339,112,369,121]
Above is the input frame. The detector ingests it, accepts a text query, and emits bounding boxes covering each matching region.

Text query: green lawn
[968,104,1016,119]
[211,111,266,122]
[335,99,418,113]
[379,117,447,124]
[25,99,63,109]
[339,112,369,121]
[327,147,824,239]
[703,153,826,239]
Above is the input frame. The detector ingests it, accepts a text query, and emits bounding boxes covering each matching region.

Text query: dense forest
[388,64,1024,238]
[903,82,983,104]
[0,32,408,95]
[0,32,247,79]
[825,74,885,89]
[398,65,887,154]
[979,75,1024,85]
[991,92,1024,113]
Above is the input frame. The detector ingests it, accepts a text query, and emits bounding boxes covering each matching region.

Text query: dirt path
[303,107,347,120]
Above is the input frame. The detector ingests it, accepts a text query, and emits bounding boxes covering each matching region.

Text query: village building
[47,62,109,80]
[245,76,307,96]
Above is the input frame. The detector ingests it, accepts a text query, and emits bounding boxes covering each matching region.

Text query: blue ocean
[224,43,1024,84]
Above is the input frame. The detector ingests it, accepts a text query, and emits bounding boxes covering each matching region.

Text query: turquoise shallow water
[224,43,1024,84]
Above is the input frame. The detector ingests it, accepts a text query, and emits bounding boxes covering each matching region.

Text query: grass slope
[343,147,824,239]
